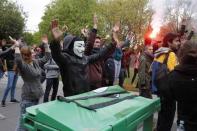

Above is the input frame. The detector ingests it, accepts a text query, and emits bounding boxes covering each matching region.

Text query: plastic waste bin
[23,85,160,131]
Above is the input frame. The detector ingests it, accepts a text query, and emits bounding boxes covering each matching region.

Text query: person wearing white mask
[50,24,120,96]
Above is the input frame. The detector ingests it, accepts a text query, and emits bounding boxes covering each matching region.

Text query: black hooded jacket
[165,64,197,130]
[50,32,116,96]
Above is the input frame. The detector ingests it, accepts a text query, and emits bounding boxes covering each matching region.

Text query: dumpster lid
[25,85,160,131]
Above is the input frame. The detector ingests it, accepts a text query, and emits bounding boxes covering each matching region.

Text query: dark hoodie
[50,32,116,96]
[166,64,197,130]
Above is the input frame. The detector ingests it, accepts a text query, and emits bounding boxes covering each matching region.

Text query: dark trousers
[40,69,46,83]
[43,78,59,102]
[63,86,72,97]
[107,79,114,86]
[131,68,138,83]
[156,96,176,131]
[126,66,130,78]
[185,124,197,131]
[119,68,126,87]
[139,88,152,99]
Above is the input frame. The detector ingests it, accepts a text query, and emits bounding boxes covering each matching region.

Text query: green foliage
[0,0,25,40]
[38,0,150,40]
[39,0,97,36]
[32,32,42,45]
[23,32,34,45]
[97,0,151,39]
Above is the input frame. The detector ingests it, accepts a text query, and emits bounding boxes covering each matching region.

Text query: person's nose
[81,46,85,51]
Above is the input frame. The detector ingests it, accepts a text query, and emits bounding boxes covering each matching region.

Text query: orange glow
[149,27,160,39]
[149,32,157,39]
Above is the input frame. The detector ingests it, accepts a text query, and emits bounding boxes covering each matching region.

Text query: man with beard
[86,36,106,90]
[83,14,110,90]
[152,32,180,131]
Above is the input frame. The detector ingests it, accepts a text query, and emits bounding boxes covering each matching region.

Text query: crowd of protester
[0,15,196,131]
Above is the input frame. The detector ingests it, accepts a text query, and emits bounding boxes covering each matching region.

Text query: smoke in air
[148,0,197,38]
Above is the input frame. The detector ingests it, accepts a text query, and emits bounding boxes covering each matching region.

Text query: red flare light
[149,31,157,39]
[149,27,160,40]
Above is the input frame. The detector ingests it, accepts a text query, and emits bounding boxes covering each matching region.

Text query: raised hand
[42,37,48,44]
[81,26,89,37]
[112,22,120,33]
[181,18,187,25]
[191,26,196,32]
[51,27,63,41]
[126,31,135,42]
[62,25,68,32]
[112,22,120,45]
[93,13,98,29]
[9,36,19,48]
[15,40,20,47]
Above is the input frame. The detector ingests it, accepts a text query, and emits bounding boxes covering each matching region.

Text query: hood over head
[154,47,171,58]
[62,35,75,51]
[62,35,84,57]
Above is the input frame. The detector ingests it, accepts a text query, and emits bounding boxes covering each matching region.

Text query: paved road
[0,76,177,131]
[0,76,63,131]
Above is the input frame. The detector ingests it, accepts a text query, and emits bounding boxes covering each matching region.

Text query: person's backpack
[151,52,170,95]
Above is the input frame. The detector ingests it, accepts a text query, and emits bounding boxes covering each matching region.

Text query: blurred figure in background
[138,44,154,98]
[130,44,140,87]
[1,39,19,107]
[43,58,60,102]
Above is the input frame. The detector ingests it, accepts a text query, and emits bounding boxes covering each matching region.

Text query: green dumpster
[23,85,160,131]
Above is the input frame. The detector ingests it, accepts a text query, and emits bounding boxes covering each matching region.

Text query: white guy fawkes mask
[73,41,85,57]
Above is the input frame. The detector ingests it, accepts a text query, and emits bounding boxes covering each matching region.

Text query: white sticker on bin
[93,87,108,93]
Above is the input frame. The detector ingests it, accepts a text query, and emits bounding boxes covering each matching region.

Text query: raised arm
[50,27,68,66]
[187,28,194,40]
[84,13,98,55]
[121,31,135,48]
[84,28,97,55]
[37,36,51,65]
[0,45,15,58]
[13,40,24,70]
[88,22,120,64]
[179,19,187,36]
